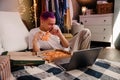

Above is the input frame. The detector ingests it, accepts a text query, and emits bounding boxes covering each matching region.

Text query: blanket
[12,59,120,80]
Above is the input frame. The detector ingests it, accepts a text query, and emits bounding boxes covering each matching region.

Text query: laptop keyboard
[60,63,69,70]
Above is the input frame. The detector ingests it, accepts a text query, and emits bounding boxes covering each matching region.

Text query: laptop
[54,47,103,71]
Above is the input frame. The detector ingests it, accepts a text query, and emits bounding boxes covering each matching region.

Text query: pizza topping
[41,31,50,41]
[42,50,71,62]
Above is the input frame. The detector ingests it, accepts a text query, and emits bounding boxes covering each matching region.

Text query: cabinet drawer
[85,26,112,34]
[79,14,113,43]
[79,14,113,26]
[91,34,112,42]
[80,16,113,25]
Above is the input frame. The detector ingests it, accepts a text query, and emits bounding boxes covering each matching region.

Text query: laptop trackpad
[54,57,78,71]
[54,58,71,70]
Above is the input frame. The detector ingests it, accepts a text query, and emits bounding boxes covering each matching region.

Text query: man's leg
[69,28,91,53]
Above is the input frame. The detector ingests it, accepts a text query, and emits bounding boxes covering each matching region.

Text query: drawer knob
[104,20,106,22]
[85,20,87,23]
[104,37,106,39]
[104,28,106,31]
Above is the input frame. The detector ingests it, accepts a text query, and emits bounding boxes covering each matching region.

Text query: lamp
[77,0,96,14]
[82,6,87,15]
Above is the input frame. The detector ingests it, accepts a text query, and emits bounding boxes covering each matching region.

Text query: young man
[28,11,91,53]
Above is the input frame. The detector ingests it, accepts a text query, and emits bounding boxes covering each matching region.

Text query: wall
[0,0,18,11]
[71,0,80,20]
[113,0,120,46]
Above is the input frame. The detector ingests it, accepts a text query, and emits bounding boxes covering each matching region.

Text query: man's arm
[32,38,40,52]
[32,32,42,52]
[58,32,69,48]
[50,25,69,48]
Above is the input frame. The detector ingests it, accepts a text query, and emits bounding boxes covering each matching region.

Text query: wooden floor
[98,47,120,62]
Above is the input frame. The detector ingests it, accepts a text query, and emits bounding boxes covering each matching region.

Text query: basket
[97,3,113,14]
[0,56,11,80]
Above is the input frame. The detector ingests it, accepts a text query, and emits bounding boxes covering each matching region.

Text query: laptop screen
[70,47,103,68]
[54,47,103,71]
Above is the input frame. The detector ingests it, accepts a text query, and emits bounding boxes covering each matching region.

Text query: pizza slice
[41,31,50,41]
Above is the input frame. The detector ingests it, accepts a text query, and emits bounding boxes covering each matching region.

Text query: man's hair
[40,11,55,20]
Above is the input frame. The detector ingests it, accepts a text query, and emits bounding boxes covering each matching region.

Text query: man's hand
[50,25,62,37]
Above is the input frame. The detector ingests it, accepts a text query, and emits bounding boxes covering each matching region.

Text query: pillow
[71,20,84,36]
[0,11,29,51]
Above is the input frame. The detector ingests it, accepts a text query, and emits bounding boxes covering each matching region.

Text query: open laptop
[54,47,103,71]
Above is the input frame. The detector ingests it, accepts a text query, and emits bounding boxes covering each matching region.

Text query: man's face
[41,17,56,31]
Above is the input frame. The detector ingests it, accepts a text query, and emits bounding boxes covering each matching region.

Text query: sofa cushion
[0,11,29,51]
[71,20,84,36]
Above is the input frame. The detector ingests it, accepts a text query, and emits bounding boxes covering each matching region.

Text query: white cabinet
[79,13,113,42]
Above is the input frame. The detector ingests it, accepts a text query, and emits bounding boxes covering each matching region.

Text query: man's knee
[83,28,91,32]
[79,28,91,39]
[84,28,91,36]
